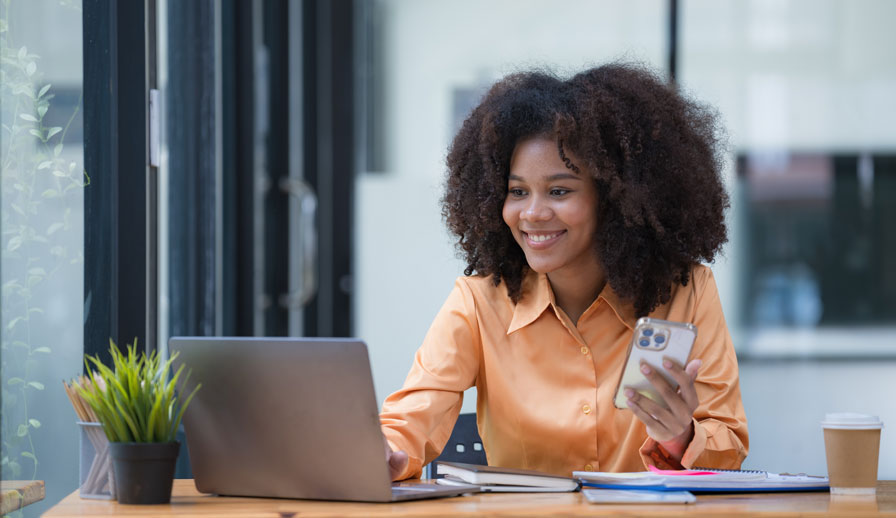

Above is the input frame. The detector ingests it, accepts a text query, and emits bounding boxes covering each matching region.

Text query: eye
[549,188,570,196]
[507,187,527,197]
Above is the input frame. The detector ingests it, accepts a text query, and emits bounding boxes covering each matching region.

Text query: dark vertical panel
[302,0,354,337]
[329,0,354,337]
[166,0,217,337]
[146,0,159,353]
[234,0,257,336]
[264,0,290,335]
[220,0,237,335]
[83,0,147,363]
[301,0,319,336]
[668,0,678,83]
[873,157,896,317]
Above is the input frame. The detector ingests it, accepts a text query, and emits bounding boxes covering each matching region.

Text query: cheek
[501,200,516,229]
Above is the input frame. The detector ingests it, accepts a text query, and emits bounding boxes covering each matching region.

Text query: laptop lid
[170,336,411,502]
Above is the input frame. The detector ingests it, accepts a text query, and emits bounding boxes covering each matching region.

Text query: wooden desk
[42,479,896,517]
[1,480,45,514]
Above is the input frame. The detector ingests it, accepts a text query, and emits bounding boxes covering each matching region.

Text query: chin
[523,258,557,275]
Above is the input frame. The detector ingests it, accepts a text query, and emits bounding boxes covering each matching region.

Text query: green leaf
[21,451,36,461]
[38,83,51,98]
[42,189,59,198]
[54,143,63,156]
[17,425,28,437]
[28,129,43,140]
[47,127,62,139]
[52,170,67,177]
[27,381,45,390]
[19,113,37,122]
[37,160,52,170]
[28,267,46,276]
[17,46,26,60]
[6,316,25,330]
[26,61,36,76]
[46,222,63,235]
[33,347,51,354]
[7,377,25,386]
[38,104,48,118]
[28,419,41,428]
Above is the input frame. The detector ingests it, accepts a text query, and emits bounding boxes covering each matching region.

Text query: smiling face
[502,137,600,281]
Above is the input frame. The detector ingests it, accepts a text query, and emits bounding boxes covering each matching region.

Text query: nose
[521,196,552,222]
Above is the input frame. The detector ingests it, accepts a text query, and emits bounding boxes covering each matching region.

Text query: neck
[547,263,606,325]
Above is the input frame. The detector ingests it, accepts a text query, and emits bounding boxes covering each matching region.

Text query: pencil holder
[78,421,116,500]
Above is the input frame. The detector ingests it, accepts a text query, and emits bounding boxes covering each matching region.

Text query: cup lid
[821,412,883,430]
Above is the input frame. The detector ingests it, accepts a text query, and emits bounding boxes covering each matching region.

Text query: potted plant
[75,339,200,504]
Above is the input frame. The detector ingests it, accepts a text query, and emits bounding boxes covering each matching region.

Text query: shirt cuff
[639,418,707,470]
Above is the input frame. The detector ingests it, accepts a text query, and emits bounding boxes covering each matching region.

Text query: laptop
[169,336,478,502]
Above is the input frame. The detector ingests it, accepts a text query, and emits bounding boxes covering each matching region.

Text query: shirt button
[580,346,589,355]
[584,464,594,471]
[582,404,591,415]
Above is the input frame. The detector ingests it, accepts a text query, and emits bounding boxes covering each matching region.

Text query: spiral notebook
[574,467,829,493]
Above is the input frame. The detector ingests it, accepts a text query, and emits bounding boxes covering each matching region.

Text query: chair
[425,413,487,478]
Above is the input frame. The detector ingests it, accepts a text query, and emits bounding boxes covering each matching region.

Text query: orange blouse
[380,265,748,479]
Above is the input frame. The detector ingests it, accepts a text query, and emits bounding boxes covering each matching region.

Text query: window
[1,1,85,515]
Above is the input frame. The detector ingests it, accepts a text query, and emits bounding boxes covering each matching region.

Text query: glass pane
[680,0,896,356]
[680,0,896,480]
[355,0,666,410]
[1,0,85,515]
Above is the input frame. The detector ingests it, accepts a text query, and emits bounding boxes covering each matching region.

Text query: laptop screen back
[169,337,394,502]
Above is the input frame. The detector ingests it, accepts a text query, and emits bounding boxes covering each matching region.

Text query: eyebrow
[508,173,583,182]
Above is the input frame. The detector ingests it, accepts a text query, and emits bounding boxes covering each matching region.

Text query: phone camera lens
[639,339,650,347]
[642,328,654,337]
[654,335,665,344]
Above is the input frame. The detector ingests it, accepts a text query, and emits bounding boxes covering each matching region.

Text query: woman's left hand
[624,358,702,459]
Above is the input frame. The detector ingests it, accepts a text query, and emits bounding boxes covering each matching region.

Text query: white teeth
[527,232,561,242]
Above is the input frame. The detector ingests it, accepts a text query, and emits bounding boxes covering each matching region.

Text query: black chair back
[426,413,487,478]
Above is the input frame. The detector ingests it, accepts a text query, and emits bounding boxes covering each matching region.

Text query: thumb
[388,449,409,480]
[685,358,702,379]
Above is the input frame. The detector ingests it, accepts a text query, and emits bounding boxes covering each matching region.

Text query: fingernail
[640,364,651,375]
[624,389,634,398]
[663,359,672,369]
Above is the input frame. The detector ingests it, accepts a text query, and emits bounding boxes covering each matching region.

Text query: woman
[381,63,748,480]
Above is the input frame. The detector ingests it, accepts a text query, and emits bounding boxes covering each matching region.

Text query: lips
[522,230,565,248]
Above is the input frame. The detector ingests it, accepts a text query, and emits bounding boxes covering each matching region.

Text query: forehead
[509,137,581,180]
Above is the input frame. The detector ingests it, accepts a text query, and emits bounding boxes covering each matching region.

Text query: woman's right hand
[384,436,409,481]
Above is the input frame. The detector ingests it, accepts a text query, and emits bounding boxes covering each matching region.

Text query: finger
[661,357,699,410]
[624,391,669,434]
[639,362,690,418]
[625,387,674,433]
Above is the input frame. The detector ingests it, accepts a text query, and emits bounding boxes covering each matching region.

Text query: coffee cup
[821,413,883,495]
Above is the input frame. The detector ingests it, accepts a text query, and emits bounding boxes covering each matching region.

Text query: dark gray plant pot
[109,441,180,504]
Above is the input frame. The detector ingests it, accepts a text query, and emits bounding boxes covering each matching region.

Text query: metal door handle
[279,177,318,308]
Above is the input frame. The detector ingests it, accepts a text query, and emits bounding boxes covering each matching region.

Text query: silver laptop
[169,336,478,502]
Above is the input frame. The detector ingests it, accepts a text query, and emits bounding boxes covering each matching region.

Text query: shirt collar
[595,282,639,330]
[506,271,553,334]
[506,270,639,334]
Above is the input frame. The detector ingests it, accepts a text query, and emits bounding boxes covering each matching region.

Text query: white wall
[355,0,896,477]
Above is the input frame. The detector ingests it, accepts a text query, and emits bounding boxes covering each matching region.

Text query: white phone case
[613,317,697,409]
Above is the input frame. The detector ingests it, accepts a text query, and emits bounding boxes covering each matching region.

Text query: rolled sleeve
[379,279,481,479]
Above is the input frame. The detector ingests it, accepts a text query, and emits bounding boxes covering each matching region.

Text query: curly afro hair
[443,63,729,317]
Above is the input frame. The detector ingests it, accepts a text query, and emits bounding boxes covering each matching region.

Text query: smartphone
[613,317,697,410]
